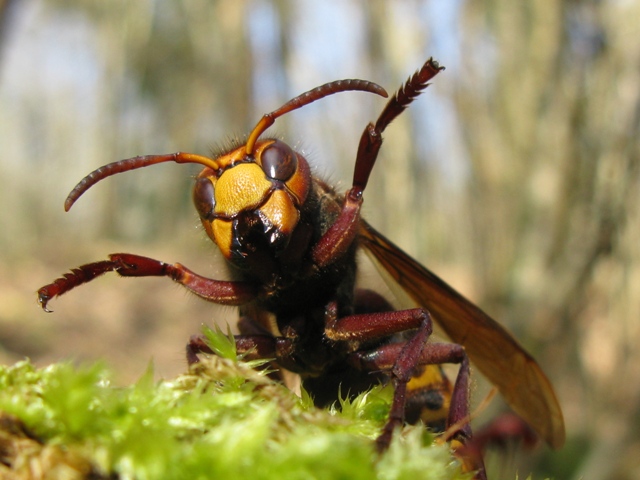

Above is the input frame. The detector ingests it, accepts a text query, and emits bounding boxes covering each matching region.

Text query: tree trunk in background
[454,3,640,478]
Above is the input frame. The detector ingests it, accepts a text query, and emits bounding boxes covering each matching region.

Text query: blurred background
[1,1,639,478]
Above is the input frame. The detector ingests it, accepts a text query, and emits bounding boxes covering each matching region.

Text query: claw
[37,290,53,312]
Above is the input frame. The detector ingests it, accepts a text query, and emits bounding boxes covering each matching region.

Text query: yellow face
[192,139,311,260]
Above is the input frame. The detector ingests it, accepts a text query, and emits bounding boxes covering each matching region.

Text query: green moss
[0,328,468,479]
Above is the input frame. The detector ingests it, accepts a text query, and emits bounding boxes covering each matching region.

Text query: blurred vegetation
[0,1,638,479]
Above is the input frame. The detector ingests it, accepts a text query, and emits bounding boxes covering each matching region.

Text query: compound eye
[261,140,298,182]
[193,177,215,220]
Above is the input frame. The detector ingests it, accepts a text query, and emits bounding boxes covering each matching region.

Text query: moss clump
[0,327,468,479]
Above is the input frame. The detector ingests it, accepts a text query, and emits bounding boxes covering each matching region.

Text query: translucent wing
[359,220,565,449]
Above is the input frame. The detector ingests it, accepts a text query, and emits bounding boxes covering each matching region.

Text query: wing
[358,220,565,449]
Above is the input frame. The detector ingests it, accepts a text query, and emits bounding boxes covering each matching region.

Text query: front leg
[312,59,444,268]
[38,253,257,311]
